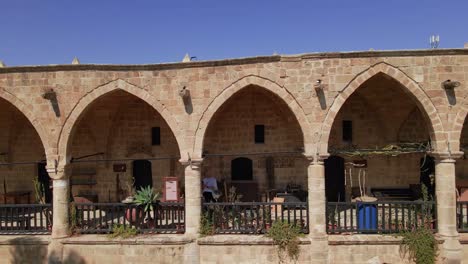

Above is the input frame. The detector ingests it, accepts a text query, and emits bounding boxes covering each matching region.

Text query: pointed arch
[193,75,313,158]
[0,88,51,161]
[318,62,445,154]
[57,79,184,164]
[450,95,468,152]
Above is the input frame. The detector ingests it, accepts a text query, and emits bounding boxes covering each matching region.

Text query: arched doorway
[325,156,345,202]
[133,160,153,190]
[231,157,253,181]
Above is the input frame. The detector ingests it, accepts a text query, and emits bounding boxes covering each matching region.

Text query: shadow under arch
[57,79,185,165]
[0,88,52,162]
[318,62,445,155]
[192,75,314,158]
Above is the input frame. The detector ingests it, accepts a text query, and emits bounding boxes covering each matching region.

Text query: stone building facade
[1,48,468,263]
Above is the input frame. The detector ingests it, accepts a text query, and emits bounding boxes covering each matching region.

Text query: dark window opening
[231,157,253,181]
[152,127,161,145]
[342,120,353,142]
[133,160,153,191]
[325,156,345,202]
[254,125,265,143]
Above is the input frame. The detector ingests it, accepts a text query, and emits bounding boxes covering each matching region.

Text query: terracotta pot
[146,218,155,229]
[125,208,144,224]
[176,223,184,233]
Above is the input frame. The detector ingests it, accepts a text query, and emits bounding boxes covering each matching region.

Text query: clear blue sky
[1,0,468,66]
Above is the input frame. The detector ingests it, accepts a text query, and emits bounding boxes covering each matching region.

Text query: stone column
[181,158,203,236]
[306,154,329,264]
[434,153,462,263]
[47,164,71,239]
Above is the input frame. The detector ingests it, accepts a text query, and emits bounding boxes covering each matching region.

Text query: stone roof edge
[1,48,468,73]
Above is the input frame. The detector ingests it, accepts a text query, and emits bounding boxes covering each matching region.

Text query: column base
[183,241,200,264]
[47,239,64,263]
[308,233,329,264]
[440,238,462,264]
[52,225,70,239]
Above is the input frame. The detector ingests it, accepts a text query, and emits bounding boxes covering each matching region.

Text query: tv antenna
[430,35,440,49]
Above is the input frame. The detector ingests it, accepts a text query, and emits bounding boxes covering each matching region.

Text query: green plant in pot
[133,186,160,227]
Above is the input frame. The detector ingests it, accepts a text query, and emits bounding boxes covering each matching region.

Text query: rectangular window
[255,125,265,143]
[342,120,352,142]
[152,127,161,145]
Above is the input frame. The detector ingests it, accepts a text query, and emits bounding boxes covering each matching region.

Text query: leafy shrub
[400,227,437,264]
[199,213,214,237]
[266,221,303,263]
[108,224,137,239]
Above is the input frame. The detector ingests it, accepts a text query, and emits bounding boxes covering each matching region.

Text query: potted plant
[133,186,160,228]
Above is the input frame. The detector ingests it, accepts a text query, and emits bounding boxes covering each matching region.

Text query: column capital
[304,153,329,165]
[430,151,464,162]
[179,158,203,170]
[47,163,71,180]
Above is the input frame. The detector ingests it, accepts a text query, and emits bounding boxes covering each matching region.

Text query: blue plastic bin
[357,203,377,231]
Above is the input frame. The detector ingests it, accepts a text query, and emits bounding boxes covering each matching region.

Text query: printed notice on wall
[164,177,179,201]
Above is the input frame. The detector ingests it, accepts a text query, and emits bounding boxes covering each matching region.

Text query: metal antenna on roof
[430,35,440,49]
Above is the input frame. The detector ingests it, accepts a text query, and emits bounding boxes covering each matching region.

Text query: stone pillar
[181,158,203,236]
[306,155,329,264]
[434,153,462,263]
[47,164,71,239]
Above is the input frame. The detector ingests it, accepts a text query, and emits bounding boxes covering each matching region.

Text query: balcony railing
[457,201,468,232]
[74,202,185,234]
[202,201,309,234]
[326,201,436,234]
[0,204,52,234]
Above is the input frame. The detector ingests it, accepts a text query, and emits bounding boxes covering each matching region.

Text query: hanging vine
[329,142,431,157]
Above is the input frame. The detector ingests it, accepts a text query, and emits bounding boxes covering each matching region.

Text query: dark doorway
[132,160,153,191]
[325,156,345,202]
[231,157,253,181]
[420,156,435,198]
[37,163,52,203]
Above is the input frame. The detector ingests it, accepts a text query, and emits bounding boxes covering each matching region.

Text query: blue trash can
[356,197,378,232]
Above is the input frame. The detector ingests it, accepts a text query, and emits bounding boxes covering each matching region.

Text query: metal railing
[0,204,52,234]
[326,201,436,234]
[74,202,185,234]
[202,201,309,234]
[457,201,468,232]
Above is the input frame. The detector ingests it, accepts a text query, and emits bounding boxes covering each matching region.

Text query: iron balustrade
[202,201,309,234]
[0,204,52,234]
[326,201,437,234]
[457,201,468,232]
[74,202,185,234]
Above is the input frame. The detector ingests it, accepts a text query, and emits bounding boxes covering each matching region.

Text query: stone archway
[193,75,313,158]
[449,93,468,152]
[318,62,445,154]
[57,79,185,165]
[0,88,51,162]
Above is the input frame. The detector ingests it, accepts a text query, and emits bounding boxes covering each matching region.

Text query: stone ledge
[1,48,467,73]
[197,235,311,245]
[459,233,468,244]
[61,234,194,245]
[0,235,50,245]
[328,234,447,245]
[328,234,403,245]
